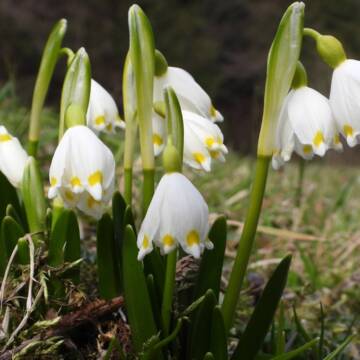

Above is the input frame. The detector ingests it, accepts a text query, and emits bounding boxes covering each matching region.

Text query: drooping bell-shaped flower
[272,86,341,169]
[330,59,360,147]
[137,172,212,260]
[48,125,115,219]
[154,66,223,123]
[183,111,228,171]
[86,79,125,133]
[0,126,29,187]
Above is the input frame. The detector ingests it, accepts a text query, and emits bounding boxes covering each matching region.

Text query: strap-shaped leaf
[271,338,319,360]
[97,213,121,299]
[63,210,81,283]
[0,171,21,224]
[112,192,127,277]
[188,289,217,360]
[323,334,355,360]
[122,224,157,352]
[210,306,228,360]
[48,209,70,266]
[1,216,24,258]
[203,353,215,360]
[193,216,227,301]
[232,255,292,360]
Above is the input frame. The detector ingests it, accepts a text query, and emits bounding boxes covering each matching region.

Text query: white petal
[152,112,166,156]
[154,67,221,122]
[288,87,334,157]
[86,79,120,133]
[0,126,28,188]
[330,59,360,147]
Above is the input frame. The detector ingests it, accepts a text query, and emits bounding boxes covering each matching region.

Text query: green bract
[257,2,304,156]
[59,47,91,138]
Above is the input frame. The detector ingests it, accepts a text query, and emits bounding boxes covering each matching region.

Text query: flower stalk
[28,19,67,156]
[222,2,304,332]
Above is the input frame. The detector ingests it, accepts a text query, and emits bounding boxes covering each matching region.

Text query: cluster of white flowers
[273,58,360,169]
[153,67,228,172]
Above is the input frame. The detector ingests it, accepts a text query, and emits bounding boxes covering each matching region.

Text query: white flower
[0,126,28,188]
[86,79,125,133]
[48,125,115,219]
[137,172,212,261]
[330,59,360,147]
[272,86,341,169]
[183,111,228,172]
[152,111,166,156]
[154,67,223,123]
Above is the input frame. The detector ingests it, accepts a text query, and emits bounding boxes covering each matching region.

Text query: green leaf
[48,209,70,266]
[193,216,227,301]
[97,214,121,299]
[21,157,47,237]
[112,191,127,288]
[318,303,325,360]
[209,306,228,360]
[146,274,162,331]
[6,204,26,231]
[17,237,30,265]
[203,353,215,360]
[232,255,292,360]
[122,225,157,352]
[63,210,81,283]
[0,171,21,224]
[1,215,24,260]
[271,338,319,360]
[189,289,217,360]
[29,19,67,155]
[323,335,355,360]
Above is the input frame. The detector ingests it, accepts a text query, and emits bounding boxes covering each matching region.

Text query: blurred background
[1,0,360,157]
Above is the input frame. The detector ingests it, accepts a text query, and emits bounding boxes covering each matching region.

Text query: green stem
[221,155,270,331]
[124,168,133,205]
[303,27,320,40]
[161,250,177,336]
[143,169,155,214]
[59,47,75,65]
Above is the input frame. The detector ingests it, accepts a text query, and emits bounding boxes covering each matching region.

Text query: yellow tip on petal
[153,134,163,146]
[313,131,325,148]
[303,145,312,154]
[106,123,113,132]
[0,134,12,142]
[210,105,217,118]
[88,171,103,186]
[143,235,150,249]
[193,152,206,165]
[186,230,200,247]
[162,234,175,247]
[50,177,57,186]
[344,124,354,137]
[205,137,215,147]
[95,116,106,125]
[70,176,82,187]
